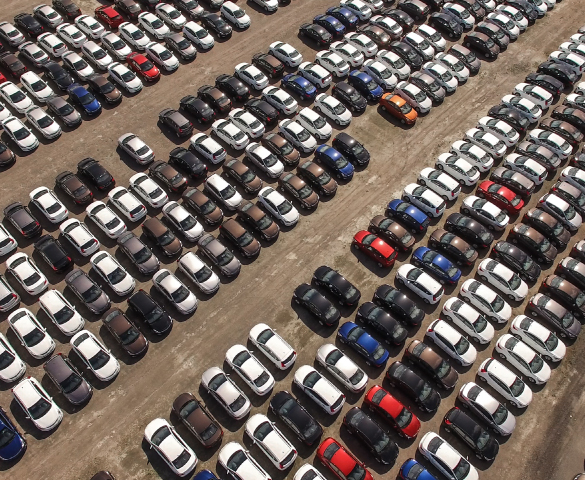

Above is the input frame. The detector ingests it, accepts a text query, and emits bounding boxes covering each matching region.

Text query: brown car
[86,74,122,104]
[219,218,261,257]
[463,32,499,59]
[90,472,116,480]
[552,105,585,133]
[429,228,478,266]
[182,188,223,225]
[172,392,223,447]
[0,141,15,167]
[237,200,279,241]
[102,308,148,356]
[297,160,338,196]
[539,117,584,149]
[404,339,458,389]
[142,217,182,256]
[509,223,557,263]
[516,141,561,172]
[523,207,570,249]
[262,133,300,167]
[368,215,415,252]
[542,275,585,318]
[148,161,187,193]
[278,173,319,209]
[489,167,534,198]
[197,85,232,113]
[43,353,93,405]
[252,52,284,78]
[0,53,26,78]
[55,171,93,204]
[357,25,392,47]
[224,159,263,193]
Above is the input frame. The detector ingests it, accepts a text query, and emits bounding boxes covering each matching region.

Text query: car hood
[0,432,25,460]
[35,405,61,430]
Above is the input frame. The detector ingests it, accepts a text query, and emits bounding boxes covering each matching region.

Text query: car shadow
[197,383,248,432]
[141,437,187,480]
[349,247,394,278]
[338,427,395,474]
[290,382,341,428]
[290,298,338,338]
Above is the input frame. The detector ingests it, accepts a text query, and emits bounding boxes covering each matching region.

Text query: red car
[0,72,6,84]
[95,6,124,29]
[353,230,397,267]
[317,438,374,480]
[476,180,524,214]
[126,52,160,81]
[363,385,421,439]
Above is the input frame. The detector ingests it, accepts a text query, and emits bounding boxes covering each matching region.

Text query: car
[523,208,570,249]
[510,315,565,362]
[362,59,398,90]
[55,170,92,204]
[442,297,495,345]
[45,97,81,128]
[100,32,132,63]
[149,160,188,193]
[65,268,110,316]
[316,344,368,393]
[476,180,524,215]
[418,432,479,480]
[0,22,25,47]
[204,174,242,211]
[477,258,528,301]
[257,186,300,227]
[0,224,17,257]
[357,302,408,345]
[268,392,322,447]
[67,83,102,115]
[118,133,154,165]
[75,14,105,40]
[278,119,317,155]
[345,32,379,58]
[180,96,215,124]
[475,19,509,49]
[168,148,206,180]
[108,186,147,221]
[538,193,582,232]
[12,377,62,431]
[310,266,360,307]
[315,50,351,77]
[218,443,270,480]
[91,251,135,296]
[108,62,143,93]
[503,154,546,185]
[528,129,572,159]
[190,133,227,165]
[0,83,33,114]
[435,153,479,186]
[419,168,460,201]
[138,11,170,39]
[235,201,278,242]
[127,289,172,334]
[384,8,416,32]
[368,15,403,41]
[528,292,581,339]
[216,75,250,103]
[352,230,398,267]
[476,117,519,148]
[77,158,114,191]
[331,82,367,113]
[516,141,561,172]
[398,0,430,20]
[33,4,64,28]
[200,12,233,38]
[368,216,414,253]
[212,119,249,150]
[347,70,384,101]
[172,393,222,447]
[379,93,417,124]
[465,128,507,159]
[489,167,534,199]
[102,308,148,357]
[501,94,541,123]
[251,52,284,79]
[18,41,50,68]
[144,420,197,478]
[487,105,530,135]
[117,22,150,51]
[182,21,214,49]
[386,361,441,412]
[540,118,583,149]
[8,308,54,359]
[182,188,223,226]
[422,61,458,94]
[433,52,469,84]
[513,83,553,112]
[294,365,345,414]
[231,64,267,93]
[543,274,585,319]
[117,232,159,275]
[37,33,68,61]
[296,108,331,140]
[12,14,43,39]
[93,5,124,29]
[550,51,585,75]
[386,198,430,234]
[552,181,585,216]
[127,51,160,82]
[25,106,61,140]
[4,201,41,238]
[198,85,232,113]
[177,252,220,295]
[278,172,319,209]
[412,246,461,285]
[298,63,333,91]
[495,334,550,386]
[525,72,563,96]
[0,406,25,460]
[395,81,432,113]
[142,217,182,257]
[224,159,262,194]
[491,241,541,282]
[340,0,374,19]
[459,279,511,323]
[34,235,72,275]
[219,1,250,29]
[153,268,197,314]
[326,5,359,29]
[197,233,241,277]
[225,347,275,396]
[29,187,68,223]
[56,22,87,49]
[537,60,579,87]
[442,2,476,29]
[428,11,463,38]
[228,110,264,140]
[461,195,509,231]
[156,3,187,28]
[244,99,280,129]
[508,223,557,263]
[219,218,261,257]
[165,32,197,60]
[330,41,365,68]
[397,264,444,305]
[476,357,532,408]
[262,86,298,116]
[314,14,346,39]
[299,23,332,46]
[364,385,421,440]
[249,323,296,371]
[201,366,251,419]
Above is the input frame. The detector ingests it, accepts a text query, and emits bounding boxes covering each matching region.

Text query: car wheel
[423,298,430,304]
[444,426,451,433]
[528,376,536,383]
[293,297,300,305]
[487,224,494,231]
[560,331,567,338]
[448,32,454,38]
[508,294,516,301]
[396,277,404,285]
[420,179,426,186]
[544,354,553,361]
[462,207,470,214]
[499,353,506,360]
[459,178,466,185]
[381,105,386,111]
[377,262,384,267]
[352,242,359,250]
[479,375,487,382]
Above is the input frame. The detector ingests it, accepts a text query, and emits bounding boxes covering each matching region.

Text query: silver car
[118,133,155,164]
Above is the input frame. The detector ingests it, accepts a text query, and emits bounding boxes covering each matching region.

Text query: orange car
[380,93,418,125]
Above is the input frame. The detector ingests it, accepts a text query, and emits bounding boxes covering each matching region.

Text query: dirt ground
[1,0,585,479]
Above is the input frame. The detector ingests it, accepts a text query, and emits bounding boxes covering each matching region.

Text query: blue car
[412,246,462,284]
[338,321,390,367]
[326,6,359,29]
[0,407,26,461]
[348,70,384,101]
[281,74,317,100]
[67,83,102,116]
[313,14,346,38]
[399,459,437,480]
[315,145,354,180]
[194,471,220,480]
[387,199,430,234]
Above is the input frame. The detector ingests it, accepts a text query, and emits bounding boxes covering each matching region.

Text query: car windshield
[93,49,106,60]
[29,397,52,420]
[220,185,236,199]
[233,9,245,18]
[509,376,525,396]
[119,326,140,345]
[179,215,197,231]
[113,38,127,49]
[561,311,574,328]
[30,80,46,92]
[79,92,95,105]
[9,90,25,102]
[0,425,15,449]
[528,353,544,372]
[89,350,110,370]
[347,464,366,480]
[61,372,83,394]
[413,90,427,102]
[36,115,53,128]
[194,264,213,283]
[227,450,247,471]
[157,230,176,246]
[107,267,127,285]
[276,199,293,215]
[81,284,102,303]
[72,59,88,70]
[297,129,310,142]
[236,231,254,247]
[333,155,349,169]
[57,102,74,115]
[417,379,432,401]
[0,350,15,370]
[53,305,74,325]
[169,10,181,19]
[140,60,155,71]
[453,458,471,480]
[145,306,164,324]
[199,199,216,215]
[171,285,190,303]
[121,70,135,82]
[151,18,164,28]
[538,237,552,253]
[201,422,219,441]
[240,170,257,184]
[177,38,191,49]
[454,335,470,355]
[13,127,31,141]
[23,328,45,347]
[399,102,413,114]
[217,249,234,267]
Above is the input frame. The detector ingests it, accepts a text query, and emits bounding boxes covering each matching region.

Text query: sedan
[412,246,461,284]
[127,290,172,334]
[395,81,432,113]
[495,334,550,384]
[491,240,541,282]
[396,263,444,304]
[352,230,397,267]
[509,315,566,362]
[476,180,524,214]
[0,82,33,114]
[201,367,251,419]
[67,83,101,115]
[294,365,345,414]
[477,357,532,408]
[6,253,48,296]
[70,330,120,381]
[144,418,197,477]
[450,140,494,171]
[501,94,541,123]
[29,187,67,223]
[108,62,143,93]
[257,187,299,227]
[435,153,479,186]
[153,269,197,314]
[426,319,477,366]
[127,52,160,82]
[316,344,368,393]
[172,393,223,448]
[245,414,296,470]
[386,361,441,412]
[77,158,114,191]
[197,233,241,277]
[459,279,511,323]
[538,193,582,232]
[299,23,332,46]
[442,297,495,344]
[528,293,581,339]
[226,346,275,396]
[461,196,509,231]
[149,161,187,192]
[177,252,220,295]
[418,432,479,480]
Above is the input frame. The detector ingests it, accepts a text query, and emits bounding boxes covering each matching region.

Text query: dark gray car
[197,233,241,277]
[46,97,82,127]
[65,268,110,314]
[44,353,92,404]
[117,231,160,275]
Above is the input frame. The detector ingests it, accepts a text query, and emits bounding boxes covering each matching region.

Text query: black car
[419,0,445,10]
[127,289,173,334]
[299,23,332,46]
[332,133,370,166]
[244,98,280,127]
[343,408,399,465]
[398,0,430,21]
[444,407,499,461]
[553,106,585,133]
[487,105,530,134]
[252,52,284,78]
[169,147,207,179]
[52,0,82,19]
[474,21,509,50]
[197,85,232,113]
[410,72,446,102]
[312,265,361,306]
[179,95,216,124]
[313,14,346,39]
[506,0,539,21]
[114,0,143,20]
[332,82,367,113]
[158,108,193,137]
[537,60,579,87]
[383,9,415,32]
[523,208,570,249]
[404,340,458,389]
[3,202,41,238]
[444,213,493,248]
[215,74,250,103]
[356,302,408,345]
[491,241,541,282]
[428,12,463,38]
[77,158,114,191]
[463,32,500,59]
[525,72,564,96]
[373,284,425,326]
[388,41,423,70]
[385,361,441,412]
[44,61,74,91]
[270,391,323,445]
[33,235,72,272]
[117,231,160,275]
[448,44,480,74]
[200,11,232,38]
[293,283,341,326]
[86,74,122,104]
[326,6,359,30]
[14,13,44,38]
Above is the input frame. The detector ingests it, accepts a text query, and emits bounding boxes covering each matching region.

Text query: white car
[62,51,94,80]
[465,128,507,158]
[81,41,113,70]
[477,358,532,408]
[538,193,582,231]
[417,24,446,52]
[204,174,242,210]
[129,172,168,208]
[118,133,155,165]
[396,264,444,304]
[477,116,520,147]
[395,81,432,114]
[75,14,105,39]
[86,201,127,239]
[177,252,220,294]
[450,140,494,172]
[70,330,120,382]
[503,154,546,184]
[571,33,585,45]
[6,253,48,296]
[340,0,373,20]
[0,22,24,47]
[501,94,541,123]
[25,107,62,140]
[162,201,204,241]
[249,323,296,370]
[461,196,509,231]
[418,432,479,480]
[262,86,298,115]
[32,4,64,28]
[422,62,458,93]
[419,167,460,201]
[56,22,87,48]
[108,62,143,93]
[221,1,251,28]
[0,225,17,257]
[344,32,378,58]
[12,377,62,431]
[370,16,403,38]
[245,143,284,178]
[190,133,226,164]
[314,93,352,126]
[513,83,552,110]
[459,279,512,323]
[434,52,470,83]
[183,21,214,49]
[458,382,516,436]
[279,119,316,154]
[0,82,33,114]
[564,42,585,59]
[257,186,300,226]
[0,101,9,123]
[139,12,170,39]
[39,289,84,336]
[486,12,520,39]
[212,120,250,150]
[91,251,135,296]
[0,274,19,313]
[560,166,585,193]
[315,343,368,392]
[144,418,197,477]
[443,3,475,29]
[315,50,350,77]
[269,41,303,67]
[495,334,551,384]
[376,49,411,80]
[37,32,68,58]
[0,333,25,382]
[298,62,333,88]
[29,187,68,223]
[119,22,150,50]
[550,50,585,74]
[108,187,147,221]
[235,63,269,90]
[226,345,275,396]
[567,93,585,110]
[156,3,187,29]
[145,42,179,72]
[230,109,265,138]
[2,116,38,152]
[528,129,572,159]
[404,32,435,61]
[18,41,50,67]
[219,443,271,480]
[294,365,345,414]
[442,297,495,344]
[509,315,566,362]
[250,0,279,10]
[153,269,198,314]
[101,31,133,60]
[296,108,332,141]
[8,308,54,359]
[402,183,445,217]
[435,153,479,186]
[330,41,364,67]
[245,414,296,469]
[362,59,397,90]
[201,367,251,419]
[477,259,528,301]
[360,0,383,12]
